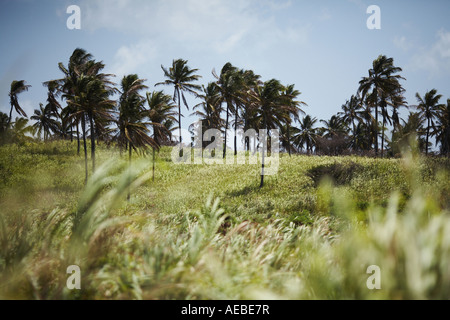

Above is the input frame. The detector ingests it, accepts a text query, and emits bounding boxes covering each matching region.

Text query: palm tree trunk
[374,89,379,156]
[234,104,238,156]
[259,115,267,189]
[426,117,430,156]
[223,100,230,158]
[76,123,80,156]
[7,103,13,129]
[381,113,386,158]
[89,113,96,172]
[177,89,183,158]
[152,148,156,182]
[81,116,88,185]
[127,144,132,201]
[287,124,291,156]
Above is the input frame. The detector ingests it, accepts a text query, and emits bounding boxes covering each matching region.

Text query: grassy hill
[0,141,449,299]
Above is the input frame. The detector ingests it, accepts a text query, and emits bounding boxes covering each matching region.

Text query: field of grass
[1,140,450,300]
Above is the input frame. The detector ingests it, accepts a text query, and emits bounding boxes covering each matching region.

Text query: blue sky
[1,0,449,140]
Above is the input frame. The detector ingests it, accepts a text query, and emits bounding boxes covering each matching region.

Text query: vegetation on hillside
[0,141,449,299]
[1,48,449,300]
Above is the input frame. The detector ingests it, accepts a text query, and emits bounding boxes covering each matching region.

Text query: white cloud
[110,40,157,80]
[393,36,413,51]
[80,0,307,55]
[410,29,450,76]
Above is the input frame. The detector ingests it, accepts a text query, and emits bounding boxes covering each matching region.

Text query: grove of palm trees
[1,48,449,302]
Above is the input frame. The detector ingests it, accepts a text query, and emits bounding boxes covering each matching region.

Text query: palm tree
[8,80,31,128]
[156,59,201,157]
[282,84,307,156]
[147,90,177,180]
[338,95,363,151]
[115,77,159,196]
[52,48,116,180]
[191,82,224,147]
[358,55,405,156]
[389,92,408,137]
[318,115,349,155]
[240,70,262,152]
[248,79,287,188]
[320,115,348,139]
[293,115,318,154]
[31,103,60,141]
[415,89,444,155]
[118,74,148,150]
[51,48,93,151]
[379,92,391,157]
[212,63,241,157]
[232,69,261,155]
[362,91,378,151]
[68,68,116,177]
[381,90,408,157]
[43,80,62,117]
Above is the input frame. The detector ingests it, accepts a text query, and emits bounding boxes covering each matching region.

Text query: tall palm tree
[358,55,405,156]
[116,75,148,153]
[31,103,60,141]
[240,70,262,152]
[231,69,261,155]
[115,77,160,185]
[248,79,287,188]
[192,82,224,146]
[380,89,408,157]
[156,59,201,157]
[51,48,93,151]
[8,80,31,128]
[415,89,444,155]
[68,68,116,177]
[212,63,241,157]
[52,48,116,180]
[282,84,307,156]
[147,90,177,180]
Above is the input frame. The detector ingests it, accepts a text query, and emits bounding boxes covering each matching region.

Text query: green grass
[0,140,449,299]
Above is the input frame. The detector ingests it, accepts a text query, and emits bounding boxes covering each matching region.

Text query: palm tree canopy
[358,55,405,99]
[415,89,443,127]
[147,90,177,145]
[156,59,202,109]
[9,80,31,118]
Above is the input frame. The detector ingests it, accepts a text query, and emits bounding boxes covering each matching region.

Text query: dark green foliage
[306,161,363,187]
